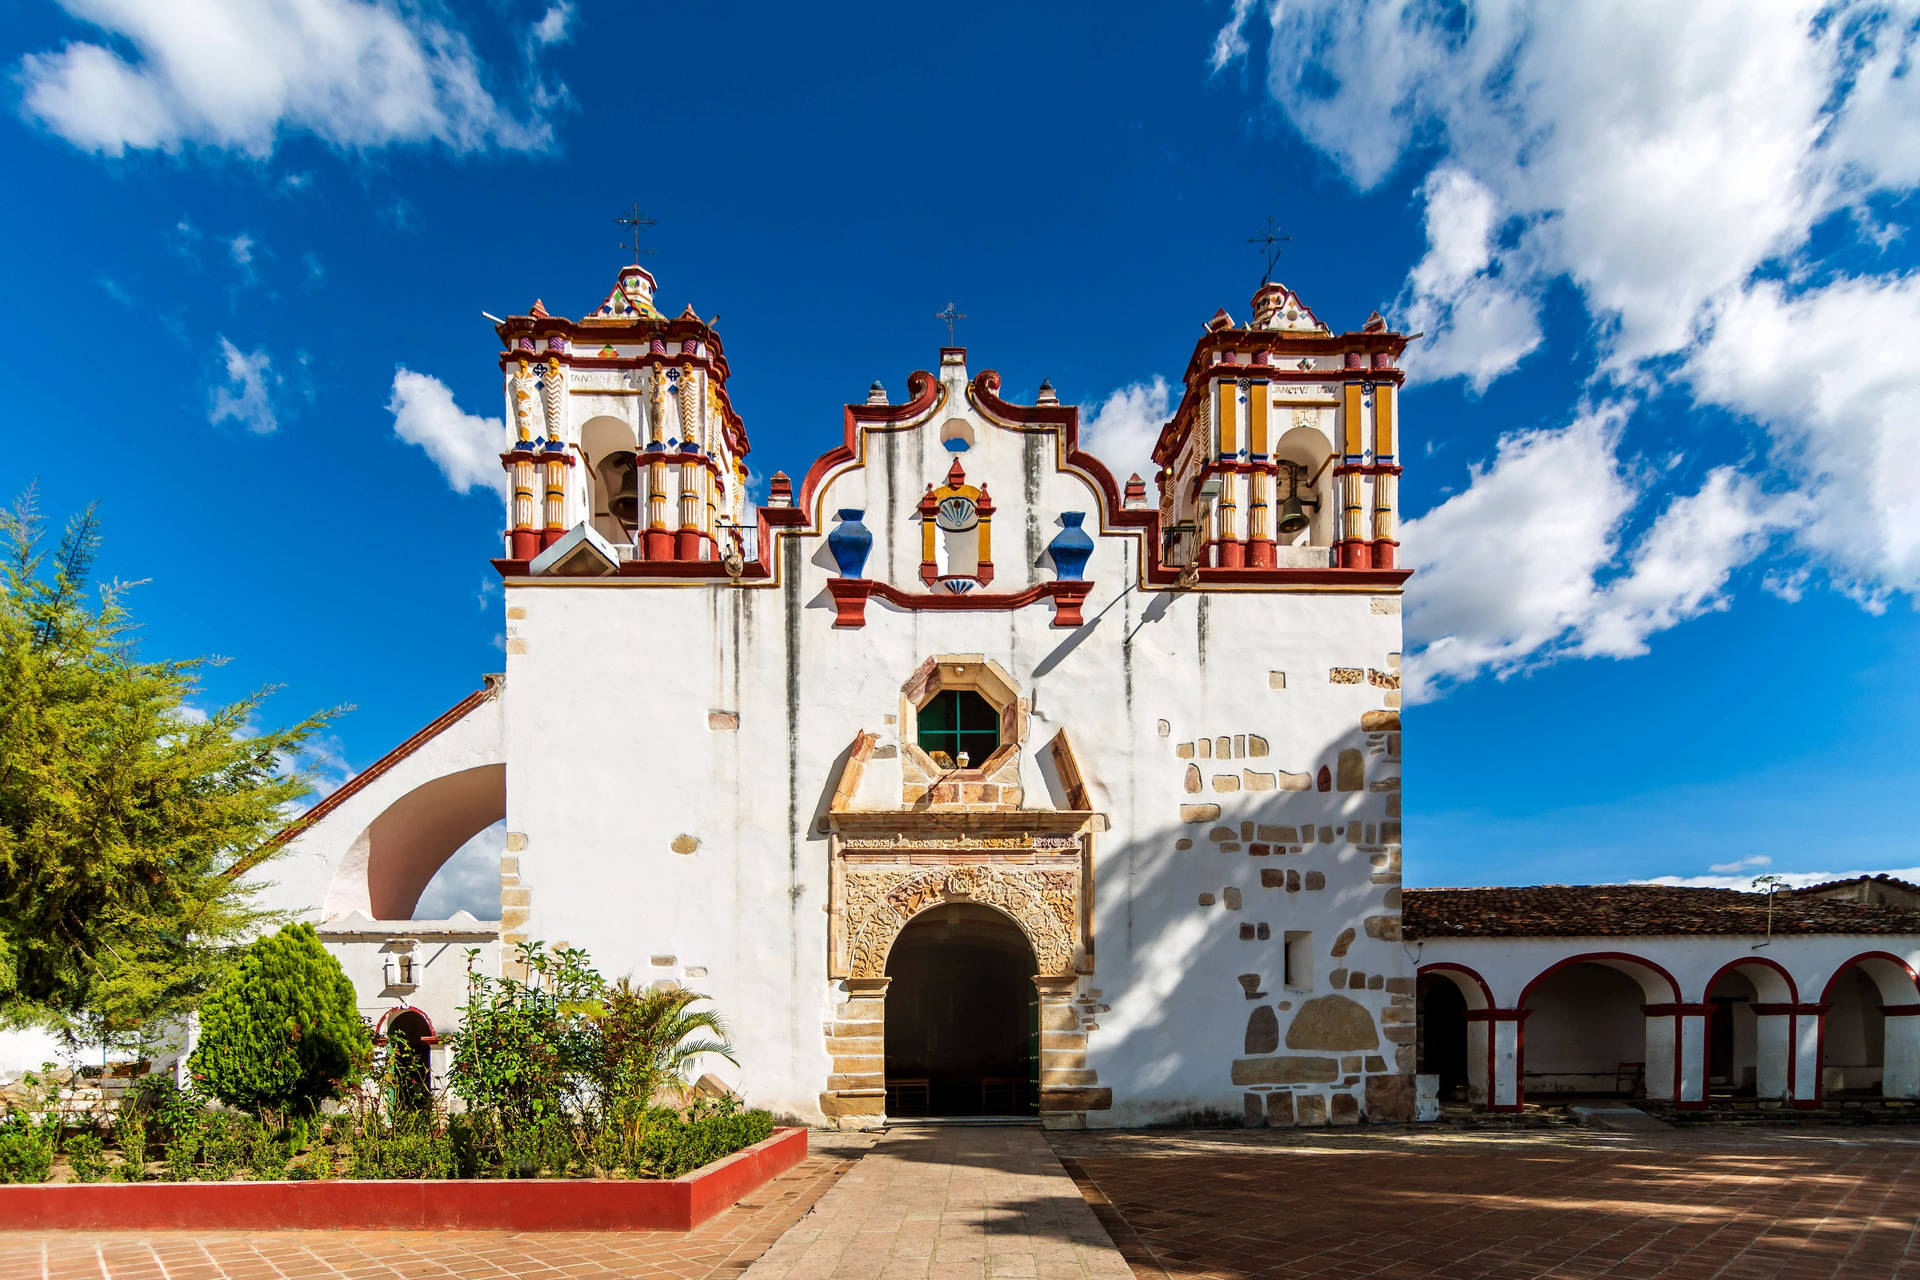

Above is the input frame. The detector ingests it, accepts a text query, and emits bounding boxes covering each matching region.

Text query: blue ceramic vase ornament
[828,509,873,578]
[1048,512,1094,581]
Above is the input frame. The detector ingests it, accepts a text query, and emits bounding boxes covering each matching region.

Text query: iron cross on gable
[937,302,966,345]
[615,202,656,264]
[1249,217,1291,284]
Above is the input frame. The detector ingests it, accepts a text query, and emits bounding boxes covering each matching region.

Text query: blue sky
[6,0,1920,910]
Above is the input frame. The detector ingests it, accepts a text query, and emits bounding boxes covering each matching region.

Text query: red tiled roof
[226,678,502,880]
[1403,884,1920,939]
[1792,873,1920,897]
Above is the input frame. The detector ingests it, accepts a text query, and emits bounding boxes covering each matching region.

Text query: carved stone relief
[840,863,1080,979]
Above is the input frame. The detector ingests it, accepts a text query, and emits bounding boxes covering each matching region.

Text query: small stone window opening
[917,689,999,770]
[384,952,418,989]
[1283,931,1312,990]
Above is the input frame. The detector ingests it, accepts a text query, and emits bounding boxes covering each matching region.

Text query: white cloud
[532,3,574,47]
[209,337,279,433]
[415,820,505,920]
[1708,854,1773,874]
[19,0,563,159]
[1082,377,1171,483]
[1576,469,1797,660]
[1398,168,1542,391]
[1686,274,1920,602]
[1641,866,1920,891]
[227,233,253,267]
[1403,413,1792,694]
[1402,407,1635,696]
[389,367,506,497]
[1216,0,1920,690]
[1208,0,1256,73]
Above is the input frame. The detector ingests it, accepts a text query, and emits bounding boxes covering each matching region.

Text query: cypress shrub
[191,923,371,1120]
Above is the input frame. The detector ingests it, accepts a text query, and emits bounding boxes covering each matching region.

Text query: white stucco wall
[497,354,1407,1125]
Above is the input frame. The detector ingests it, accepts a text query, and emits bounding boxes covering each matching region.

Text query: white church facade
[258,263,1920,1128]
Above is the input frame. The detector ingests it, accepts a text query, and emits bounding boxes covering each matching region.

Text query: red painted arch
[1418,962,1494,1011]
[1515,951,1685,1112]
[1705,955,1799,1004]
[1818,951,1920,1006]
[374,1005,436,1040]
[1517,951,1682,1008]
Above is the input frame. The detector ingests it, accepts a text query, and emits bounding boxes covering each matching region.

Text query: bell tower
[1151,283,1409,575]
[489,263,753,576]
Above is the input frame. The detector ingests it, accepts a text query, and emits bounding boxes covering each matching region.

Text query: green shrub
[246,1125,289,1180]
[0,1122,53,1184]
[190,923,371,1119]
[446,943,604,1127]
[65,1131,107,1183]
[163,1133,198,1182]
[197,1111,251,1181]
[348,1116,455,1180]
[633,1101,774,1179]
[114,1113,147,1181]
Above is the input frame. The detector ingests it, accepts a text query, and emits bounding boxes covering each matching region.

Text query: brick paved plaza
[6,1125,1920,1280]
[1050,1126,1920,1280]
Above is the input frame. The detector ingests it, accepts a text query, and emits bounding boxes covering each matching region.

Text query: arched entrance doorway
[1417,975,1471,1102]
[884,903,1037,1118]
[381,1009,434,1112]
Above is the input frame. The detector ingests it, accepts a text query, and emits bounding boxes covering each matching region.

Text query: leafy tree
[0,490,335,1040]
[446,942,605,1125]
[190,922,371,1119]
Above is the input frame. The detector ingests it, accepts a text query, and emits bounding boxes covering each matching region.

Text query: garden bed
[0,1125,806,1232]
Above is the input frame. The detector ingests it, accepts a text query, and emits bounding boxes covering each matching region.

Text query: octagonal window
[917,690,1000,768]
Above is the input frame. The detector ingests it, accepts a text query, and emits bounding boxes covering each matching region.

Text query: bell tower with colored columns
[1151,281,1409,576]
[490,263,753,574]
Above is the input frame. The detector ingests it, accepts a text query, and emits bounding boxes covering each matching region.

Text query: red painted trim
[1419,963,1494,1010]
[1462,1008,1530,1021]
[0,1127,806,1233]
[1707,956,1800,1004]
[1642,1003,1716,1017]
[375,1006,436,1038]
[252,684,500,869]
[1751,1002,1827,1015]
[1817,951,1920,1006]
[1880,1004,1920,1016]
[795,370,942,519]
[828,578,1093,627]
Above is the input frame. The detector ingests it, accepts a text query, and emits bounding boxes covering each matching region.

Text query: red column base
[1337,539,1371,568]
[1371,540,1398,569]
[511,529,539,560]
[645,528,675,560]
[1219,540,1246,569]
[1248,538,1275,569]
[827,578,873,628]
[676,528,702,560]
[539,527,562,550]
[1049,582,1093,628]
[976,560,995,586]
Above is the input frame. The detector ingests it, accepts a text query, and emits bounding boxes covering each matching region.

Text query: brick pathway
[1050,1126,1920,1280]
[0,1135,872,1280]
[741,1125,1133,1280]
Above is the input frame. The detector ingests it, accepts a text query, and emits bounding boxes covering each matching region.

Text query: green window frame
[916,690,1000,767]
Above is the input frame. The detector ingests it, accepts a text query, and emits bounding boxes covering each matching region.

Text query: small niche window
[916,690,1000,769]
[1283,931,1312,990]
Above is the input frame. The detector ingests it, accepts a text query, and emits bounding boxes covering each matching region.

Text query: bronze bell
[606,452,639,524]
[1276,495,1310,537]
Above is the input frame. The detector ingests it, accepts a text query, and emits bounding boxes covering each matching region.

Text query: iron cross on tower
[615,202,656,264]
[937,302,966,345]
[1249,217,1291,284]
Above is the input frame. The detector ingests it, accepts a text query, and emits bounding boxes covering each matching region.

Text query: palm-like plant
[593,979,736,1107]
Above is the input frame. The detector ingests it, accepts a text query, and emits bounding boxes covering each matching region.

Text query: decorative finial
[1036,379,1058,406]
[937,301,966,345]
[867,380,889,406]
[1363,310,1387,332]
[615,202,656,265]
[1248,216,1291,285]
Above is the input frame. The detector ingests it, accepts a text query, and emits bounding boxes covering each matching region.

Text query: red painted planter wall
[1,1126,806,1233]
